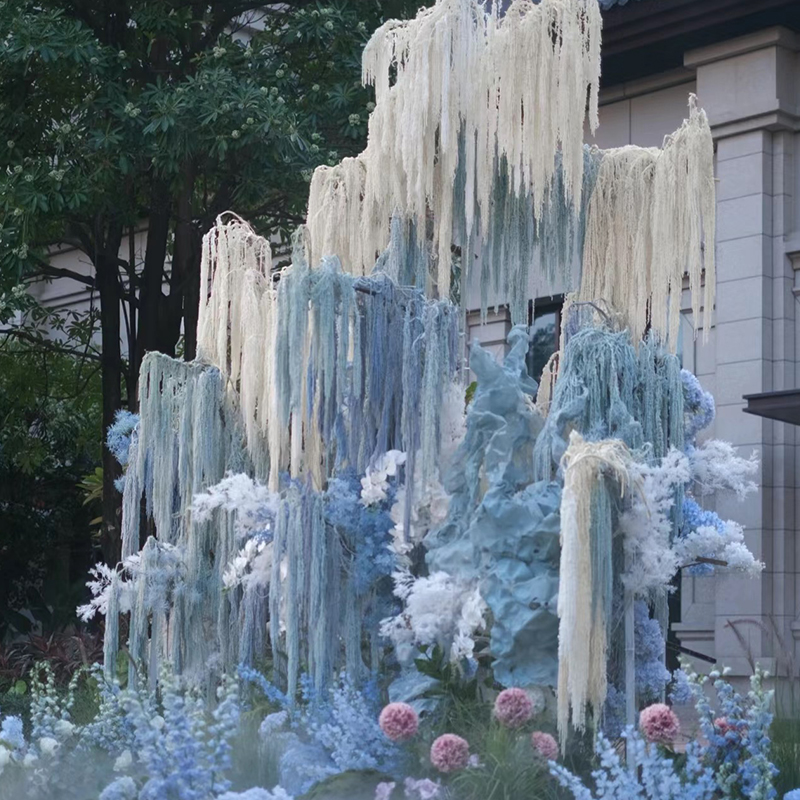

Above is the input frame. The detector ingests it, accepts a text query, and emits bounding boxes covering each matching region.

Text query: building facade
[467,0,800,680]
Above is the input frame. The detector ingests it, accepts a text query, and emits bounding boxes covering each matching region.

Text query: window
[526,296,563,382]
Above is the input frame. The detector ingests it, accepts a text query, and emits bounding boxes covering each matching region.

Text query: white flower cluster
[620,440,763,598]
[77,541,183,622]
[689,439,758,500]
[192,473,278,539]
[620,450,689,597]
[675,521,763,576]
[380,570,486,663]
[360,450,406,506]
[222,538,273,590]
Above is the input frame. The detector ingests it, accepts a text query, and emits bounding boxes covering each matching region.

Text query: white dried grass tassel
[579,96,715,349]
[307,0,602,294]
[557,431,630,745]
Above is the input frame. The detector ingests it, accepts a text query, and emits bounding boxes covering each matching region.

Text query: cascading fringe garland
[93,0,735,747]
[578,96,716,350]
[307,0,602,297]
[113,214,462,690]
[533,322,685,483]
[197,212,274,478]
[461,146,600,323]
[307,68,716,343]
[113,353,249,684]
[556,431,630,744]
[197,216,460,525]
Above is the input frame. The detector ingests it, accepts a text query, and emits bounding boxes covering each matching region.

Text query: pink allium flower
[639,703,680,744]
[531,731,559,761]
[375,782,396,800]
[379,702,419,742]
[430,733,470,773]
[494,687,534,728]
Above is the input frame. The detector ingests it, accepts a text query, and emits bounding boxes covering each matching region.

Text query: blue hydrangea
[635,601,670,701]
[601,684,626,740]
[0,714,25,752]
[107,409,139,466]
[681,497,727,575]
[325,473,396,596]
[682,370,715,449]
[669,669,694,706]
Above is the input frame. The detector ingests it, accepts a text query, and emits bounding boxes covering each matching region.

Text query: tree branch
[30,257,96,288]
[0,328,101,362]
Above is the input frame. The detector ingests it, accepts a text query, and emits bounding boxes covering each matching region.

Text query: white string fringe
[557,431,630,745]
[307,0,602,296]
[579,96,716,349]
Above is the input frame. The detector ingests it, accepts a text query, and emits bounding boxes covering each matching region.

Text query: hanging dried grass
[557,431,630,744]
[579,96,716,349]
[307,0,602,298]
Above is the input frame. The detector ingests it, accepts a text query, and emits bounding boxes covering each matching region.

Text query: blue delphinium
[557,667,779,800]
[550,727,717,799]
[30,661,77,740]
[691,665,778,800]
[250,668,400,796]
[239,665,290,708]
[303,671,397,775]
[99,671,242,800]
[78,668,137,754]
[0,715,25,752]
[668,668,693,706]
[635,601,671,701]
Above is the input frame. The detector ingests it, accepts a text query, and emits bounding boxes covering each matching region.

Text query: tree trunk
[137,181,172,372]
[171,161,199,361]
[95,222,125,565]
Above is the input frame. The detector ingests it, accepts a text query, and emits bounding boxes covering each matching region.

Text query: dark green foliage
[299,769,395,800]
[414,645,485,707]
[0,0,426,282]
[0,323,101,641]
[0,0,429,561]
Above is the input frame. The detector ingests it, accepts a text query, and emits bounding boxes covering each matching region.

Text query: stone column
[679,27,800,678]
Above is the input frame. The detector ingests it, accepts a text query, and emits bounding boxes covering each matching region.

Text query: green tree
[0,288,102,637]
[0,0,424,562]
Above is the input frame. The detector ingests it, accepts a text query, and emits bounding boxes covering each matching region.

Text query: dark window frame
[526,295,564,382]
